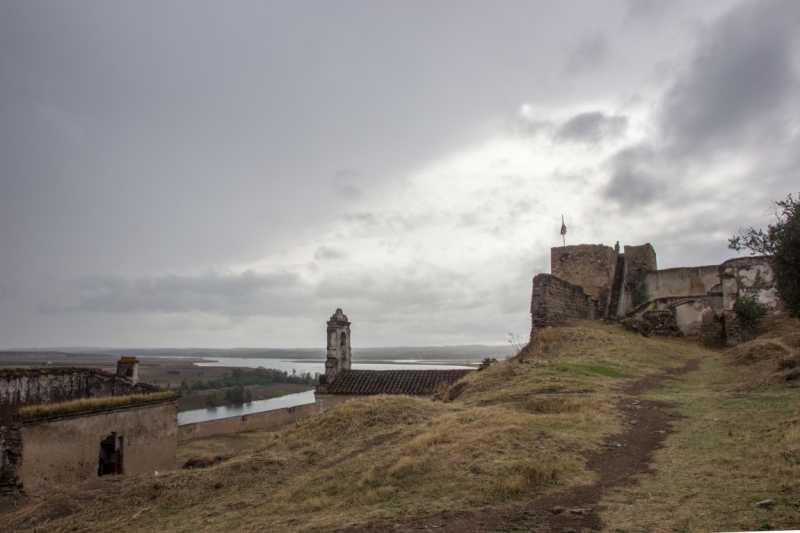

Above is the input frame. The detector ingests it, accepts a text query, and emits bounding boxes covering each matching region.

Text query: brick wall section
[530,274,596,340]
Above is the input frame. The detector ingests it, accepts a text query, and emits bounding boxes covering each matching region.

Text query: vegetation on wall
[17,392,177,419]
[733,293,768,329]
[730,193,800,317]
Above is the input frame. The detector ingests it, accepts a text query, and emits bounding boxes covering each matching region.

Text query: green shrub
[206,393,219,407]
[730,193,800,318]
[478,357,498,370]
[734,293,768,329]
[224,383,253,405]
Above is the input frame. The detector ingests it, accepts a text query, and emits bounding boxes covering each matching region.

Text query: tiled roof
[325,369,473,395]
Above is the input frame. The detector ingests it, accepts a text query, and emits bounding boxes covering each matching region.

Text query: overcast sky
[1,0,798,349]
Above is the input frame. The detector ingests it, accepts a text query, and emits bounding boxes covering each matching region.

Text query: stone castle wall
[643,265,721,304]
[532,242,777,347]
[550,244,618,315]
[530,273,596,340]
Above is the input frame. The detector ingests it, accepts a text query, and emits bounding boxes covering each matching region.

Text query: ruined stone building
[0,358,178,495]
[531,243,777,345]
[314,309,472,413]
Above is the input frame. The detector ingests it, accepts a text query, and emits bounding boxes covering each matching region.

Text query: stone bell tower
[322,308,351,384]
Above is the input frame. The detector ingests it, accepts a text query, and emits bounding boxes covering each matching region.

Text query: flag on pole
[560,215,567,246]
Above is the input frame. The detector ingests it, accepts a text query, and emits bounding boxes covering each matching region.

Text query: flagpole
[561,215,567,247]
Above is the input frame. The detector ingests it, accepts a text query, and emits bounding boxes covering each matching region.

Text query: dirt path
[339,359,700,533]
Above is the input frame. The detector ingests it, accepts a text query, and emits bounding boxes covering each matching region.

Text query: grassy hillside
[5,319,800,532]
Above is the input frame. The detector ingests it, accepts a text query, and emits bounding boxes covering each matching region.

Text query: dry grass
[723,316,800,388]
[17,392,177,419]
[5,321,709,533]
[601,348,800,530]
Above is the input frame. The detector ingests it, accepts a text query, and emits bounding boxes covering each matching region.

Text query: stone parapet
[530,273,596,341]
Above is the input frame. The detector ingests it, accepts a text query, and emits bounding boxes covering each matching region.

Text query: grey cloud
[314,246,347,261]
[661,0,800,156]
[314,264,477,316]
[564,33,609,75]
[624,0,674,22]
[333,169,362,199]
[38,270,305,316]
[603,145,663,207]
[554,112,628,144]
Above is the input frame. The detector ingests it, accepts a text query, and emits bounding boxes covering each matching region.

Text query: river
[177,358,477,425]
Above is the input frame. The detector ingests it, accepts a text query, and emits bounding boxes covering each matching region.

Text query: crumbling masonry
[0,358,178,495]
[531,243,778,346]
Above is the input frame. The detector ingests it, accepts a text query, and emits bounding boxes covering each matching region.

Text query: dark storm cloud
[564,33,609,75]
[38,270,305,316]
[554,112,628,144]
[661,0,800,156]
[606,0,800,210]
[603,145,663,207]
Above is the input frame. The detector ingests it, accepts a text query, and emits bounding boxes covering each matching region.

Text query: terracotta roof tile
[326,369,472,395]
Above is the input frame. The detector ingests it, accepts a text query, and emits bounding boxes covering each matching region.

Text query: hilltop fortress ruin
[531,243,778,345]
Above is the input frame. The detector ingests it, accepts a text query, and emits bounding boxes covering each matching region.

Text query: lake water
[177,358,476,426]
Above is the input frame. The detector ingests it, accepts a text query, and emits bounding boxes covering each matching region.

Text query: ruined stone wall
[719,256,777,312]
[550,244,617,314]
[530,274,596,339]
[0,368,161,494]
[672,299,722,337]
[642,265,720,305]
[0,368,157,425]
[623,244,657,283]
[177,403,315,442]
[640,310,683,337]
[618,244,657,315]
[16,399,177,495]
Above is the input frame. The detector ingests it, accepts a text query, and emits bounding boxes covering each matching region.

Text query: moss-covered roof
[17,391,178,421]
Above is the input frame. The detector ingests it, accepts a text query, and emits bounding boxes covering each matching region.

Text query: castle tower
[323,308,351,383]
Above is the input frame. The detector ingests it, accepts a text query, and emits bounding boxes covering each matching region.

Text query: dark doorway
[98,432,124,476]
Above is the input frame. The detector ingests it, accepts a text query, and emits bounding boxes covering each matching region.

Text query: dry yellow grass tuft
[724,316,800,387]
[17,391,177,419]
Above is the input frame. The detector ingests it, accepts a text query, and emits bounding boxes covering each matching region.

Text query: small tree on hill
[729,193,800,317]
